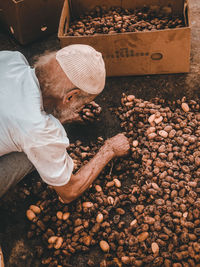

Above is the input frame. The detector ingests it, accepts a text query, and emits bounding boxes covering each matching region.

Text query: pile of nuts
[65,6,185,36]
[25,95,200,267]
[79,101,102,123]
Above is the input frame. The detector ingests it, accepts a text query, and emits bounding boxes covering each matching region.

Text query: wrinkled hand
[105,133,130,157]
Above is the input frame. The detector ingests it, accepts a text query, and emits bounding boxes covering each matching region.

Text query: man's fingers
[105,133,130,157]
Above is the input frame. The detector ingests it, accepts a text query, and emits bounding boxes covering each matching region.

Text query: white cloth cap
[56,44,106,94]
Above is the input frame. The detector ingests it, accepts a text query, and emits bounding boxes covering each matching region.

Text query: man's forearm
[53,133,130,203]
[53,143,115,203]
[75,143,115,194]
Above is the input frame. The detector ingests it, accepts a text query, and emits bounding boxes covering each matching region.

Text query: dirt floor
[0,0,200,266]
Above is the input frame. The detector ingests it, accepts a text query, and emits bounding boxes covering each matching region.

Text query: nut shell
[99,240,110,252]
[26,209,36,221]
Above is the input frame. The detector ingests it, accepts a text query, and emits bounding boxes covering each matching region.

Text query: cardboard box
[0,0,64,45]
[58,0,190,77]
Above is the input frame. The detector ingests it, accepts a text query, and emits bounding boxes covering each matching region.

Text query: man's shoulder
[0,51,29,66]
[0,50,24,58]
[23,114,68,147]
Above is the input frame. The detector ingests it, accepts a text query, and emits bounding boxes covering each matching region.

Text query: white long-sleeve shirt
[0,51,73,186]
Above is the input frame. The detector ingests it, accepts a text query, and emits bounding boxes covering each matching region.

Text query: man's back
[0,51,43,156]
[0,51,73,187]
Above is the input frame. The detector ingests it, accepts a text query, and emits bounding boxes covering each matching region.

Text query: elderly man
[0,44,130,204]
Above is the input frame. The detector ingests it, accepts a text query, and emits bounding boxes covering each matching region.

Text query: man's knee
[0,152,34,197]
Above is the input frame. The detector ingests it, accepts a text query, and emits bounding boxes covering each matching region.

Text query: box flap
[58,0,70,38]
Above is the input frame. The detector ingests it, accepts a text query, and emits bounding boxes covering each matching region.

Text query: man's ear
[63,89,81,104]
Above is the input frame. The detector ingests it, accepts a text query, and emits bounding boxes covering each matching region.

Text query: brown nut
[63,212,70,220]
[56,211,63,220]
[96,213,104,223]
[29,205,41,214]
[99,240,110,252]
[54,237,63,249]
[151,242,159,254]
[181,102,190,112]
[82,202,94,208]
[114,178,121,188]
[26,209,36,221]
[48,236,58,244]
[137,232,149,242]
[95,185,102,192]
[107,196,114,205]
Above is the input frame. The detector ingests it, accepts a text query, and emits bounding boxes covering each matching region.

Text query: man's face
[56,90,97,124]
[37,55,98,124]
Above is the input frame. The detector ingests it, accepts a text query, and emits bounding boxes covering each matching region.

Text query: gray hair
[34,51,75,99]
[34,51,96,123]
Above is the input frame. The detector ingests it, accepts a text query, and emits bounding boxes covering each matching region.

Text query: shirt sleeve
[22,115,74,186]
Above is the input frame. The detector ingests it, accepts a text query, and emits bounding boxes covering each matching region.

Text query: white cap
[56,44,106,94]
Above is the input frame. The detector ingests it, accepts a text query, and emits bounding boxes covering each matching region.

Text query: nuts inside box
[65,5,185,37]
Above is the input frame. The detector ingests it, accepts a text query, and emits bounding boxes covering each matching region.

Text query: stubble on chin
[50,106,80,124]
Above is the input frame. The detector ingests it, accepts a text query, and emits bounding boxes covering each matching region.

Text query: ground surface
[0,0,200,266]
